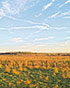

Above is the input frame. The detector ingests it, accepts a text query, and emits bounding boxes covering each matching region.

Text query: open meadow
[0,53,70,88]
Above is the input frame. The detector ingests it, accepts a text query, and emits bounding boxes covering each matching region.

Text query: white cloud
[0,8,20,20]
[59,0,70,8]
[0,23,68,33]
[1,0,39,16]
[66,36,70,40]
[42,2,53,11]
[35,13,42,17]
[65,0,70,4]
[50,26,67,30]
[52,0,56,2]
[49,11,70,18]
[0,27,5,29]
[49,11,60,18]
[0,23,67,34]
[12,37,23,42]
[64,16,70,18]
[4,15,50,27]
[34,36,54,41]
[10,25,49,30]
[37,0,55,17]
[59,11,70,17]
[2,1,19,15]
[6,15,21,20]
[42,0,56,11]
[0,27,6,31]
[0,8,5,19]
[36,26,48,30]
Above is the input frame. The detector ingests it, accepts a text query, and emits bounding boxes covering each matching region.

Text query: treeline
[0,52,70,56]
[44,53,70,56]
[0,52,34,55]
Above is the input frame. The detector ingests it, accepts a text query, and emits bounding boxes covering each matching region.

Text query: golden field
[0,53,70,88]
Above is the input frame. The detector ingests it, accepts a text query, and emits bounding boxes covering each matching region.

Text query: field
[0,53,70,88]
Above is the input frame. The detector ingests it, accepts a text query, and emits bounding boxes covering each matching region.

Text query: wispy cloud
[42,2,53,11]
[0,24,68,33]
[35,13,42,17]
[34,36,55,41]
[59,0,70,8]
[0,23,68,33]
[0,7,19,20]
[0,28,7,31]
[11,37,23,43]
[42,0,56,11]
[10,25,49,30]
[0,27,6,30]
[64,16,70,18]
[2,1,19,15]
[59,11,70,17]
[16,25,68,40]
[49,10,70,19]
[36,0,56,18]
[1,0,39,16]
[49,11,61,18]
[66,36,70,40]
[52,0,56,2]
[50,26,67,30]
[0,8,5,19]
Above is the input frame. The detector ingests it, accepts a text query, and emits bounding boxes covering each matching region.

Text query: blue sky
[0,0,70,53]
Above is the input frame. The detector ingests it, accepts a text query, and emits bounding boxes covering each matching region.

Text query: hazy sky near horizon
[0,0,70,53]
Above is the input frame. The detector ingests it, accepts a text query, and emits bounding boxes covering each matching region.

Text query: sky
[0,0,70,53]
